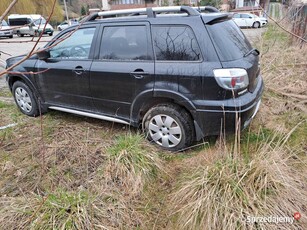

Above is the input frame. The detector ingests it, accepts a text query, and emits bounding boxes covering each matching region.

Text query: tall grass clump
[105,134,164,196]
[170,131,307,230]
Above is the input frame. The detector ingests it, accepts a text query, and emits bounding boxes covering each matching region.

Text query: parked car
[5,6,263,151]
[233,13,268,28]
[58,19,79,31]
[0,20,13,38]
[8,14,54,36]
[57,21,69,31]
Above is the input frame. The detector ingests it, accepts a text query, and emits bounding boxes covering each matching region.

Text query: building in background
[230,0,269,16]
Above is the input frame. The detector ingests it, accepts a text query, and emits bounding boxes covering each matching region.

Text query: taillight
[213,68,249,90]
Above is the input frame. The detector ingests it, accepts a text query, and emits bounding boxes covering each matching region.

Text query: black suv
[6,6,263,151]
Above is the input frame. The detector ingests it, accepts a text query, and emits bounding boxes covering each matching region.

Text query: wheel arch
[130,89,197,124]
[8,75,44,105]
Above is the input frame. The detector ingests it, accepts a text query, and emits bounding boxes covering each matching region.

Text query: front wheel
[253,21,261,28]
[142,104,195,151]
[12,81,40,117]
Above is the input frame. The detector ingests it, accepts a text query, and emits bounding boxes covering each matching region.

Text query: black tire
[253,21,260,28]
[12,81,40,117]
[8,35,13,39]
[16,31,23,37]
[142,104,195,151]
[34,31,41,37]
[49,33,53,36]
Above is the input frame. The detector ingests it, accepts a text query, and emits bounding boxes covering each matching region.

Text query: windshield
[206,19,252,61]
[33,18,47,25]
[1,20,9,26]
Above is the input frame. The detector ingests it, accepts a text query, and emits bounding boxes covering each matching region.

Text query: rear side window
[100,26,151,61]
[8,18,29,26]
[152,26,201,61]
[206,19,252,61]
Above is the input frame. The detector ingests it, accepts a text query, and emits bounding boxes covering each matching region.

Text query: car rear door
[90,22,154,120]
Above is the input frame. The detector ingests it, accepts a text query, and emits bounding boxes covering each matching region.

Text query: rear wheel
[34,31,41,37]
[143,104,194,151]
[12,81,40,117]
[253,21,260,28]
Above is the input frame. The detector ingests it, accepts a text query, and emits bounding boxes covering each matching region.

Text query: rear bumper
[192,76,264,140]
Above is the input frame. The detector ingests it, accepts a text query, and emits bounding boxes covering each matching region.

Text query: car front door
[90,23,154,120]
[35,26,98,111]
[241,14,253,27]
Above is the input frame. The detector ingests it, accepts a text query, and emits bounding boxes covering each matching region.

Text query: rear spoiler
[202,13,233,24]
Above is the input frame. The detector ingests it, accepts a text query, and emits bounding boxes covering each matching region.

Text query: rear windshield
[206,19,252,61]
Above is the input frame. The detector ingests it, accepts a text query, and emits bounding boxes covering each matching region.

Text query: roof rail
[82,6,202,22]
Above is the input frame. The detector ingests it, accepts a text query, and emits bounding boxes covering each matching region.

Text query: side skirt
[49,106,130,125]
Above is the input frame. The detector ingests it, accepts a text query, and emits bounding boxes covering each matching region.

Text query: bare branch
[255,0,307,43]
[0,21,84,77]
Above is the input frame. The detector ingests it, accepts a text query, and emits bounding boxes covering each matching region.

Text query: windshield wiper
[244,48,260,57]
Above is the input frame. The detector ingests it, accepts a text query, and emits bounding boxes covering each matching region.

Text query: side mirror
[37,50,50,60]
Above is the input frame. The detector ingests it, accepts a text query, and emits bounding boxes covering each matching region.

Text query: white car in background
[57,21,69,31]
[0,20,13,38]
[8,14,54,36]
[57,19,78,31]
[233,13,268,28]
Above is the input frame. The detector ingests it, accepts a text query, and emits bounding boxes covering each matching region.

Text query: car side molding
[49,106,130,125]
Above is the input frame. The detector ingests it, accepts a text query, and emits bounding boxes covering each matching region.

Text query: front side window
[152,26,201,61]
[49,27,95,59]
[100,26,150,61]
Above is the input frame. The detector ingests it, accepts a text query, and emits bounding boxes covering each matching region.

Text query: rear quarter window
[152,25,202,61]
[206,19,252,61]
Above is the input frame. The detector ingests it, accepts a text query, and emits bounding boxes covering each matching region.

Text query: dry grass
[169,130,307,230]
[256,25,307,137]
[0,113,165,229]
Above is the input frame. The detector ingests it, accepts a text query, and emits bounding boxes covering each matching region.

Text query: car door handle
[74,66,84,75]
[130,69,149,79]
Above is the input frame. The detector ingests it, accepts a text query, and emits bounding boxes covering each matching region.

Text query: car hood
[37,24,53,30]
[257,17,267,21]
[0,25,12,31]
[6,54,38,68]
[6,55,26,68]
